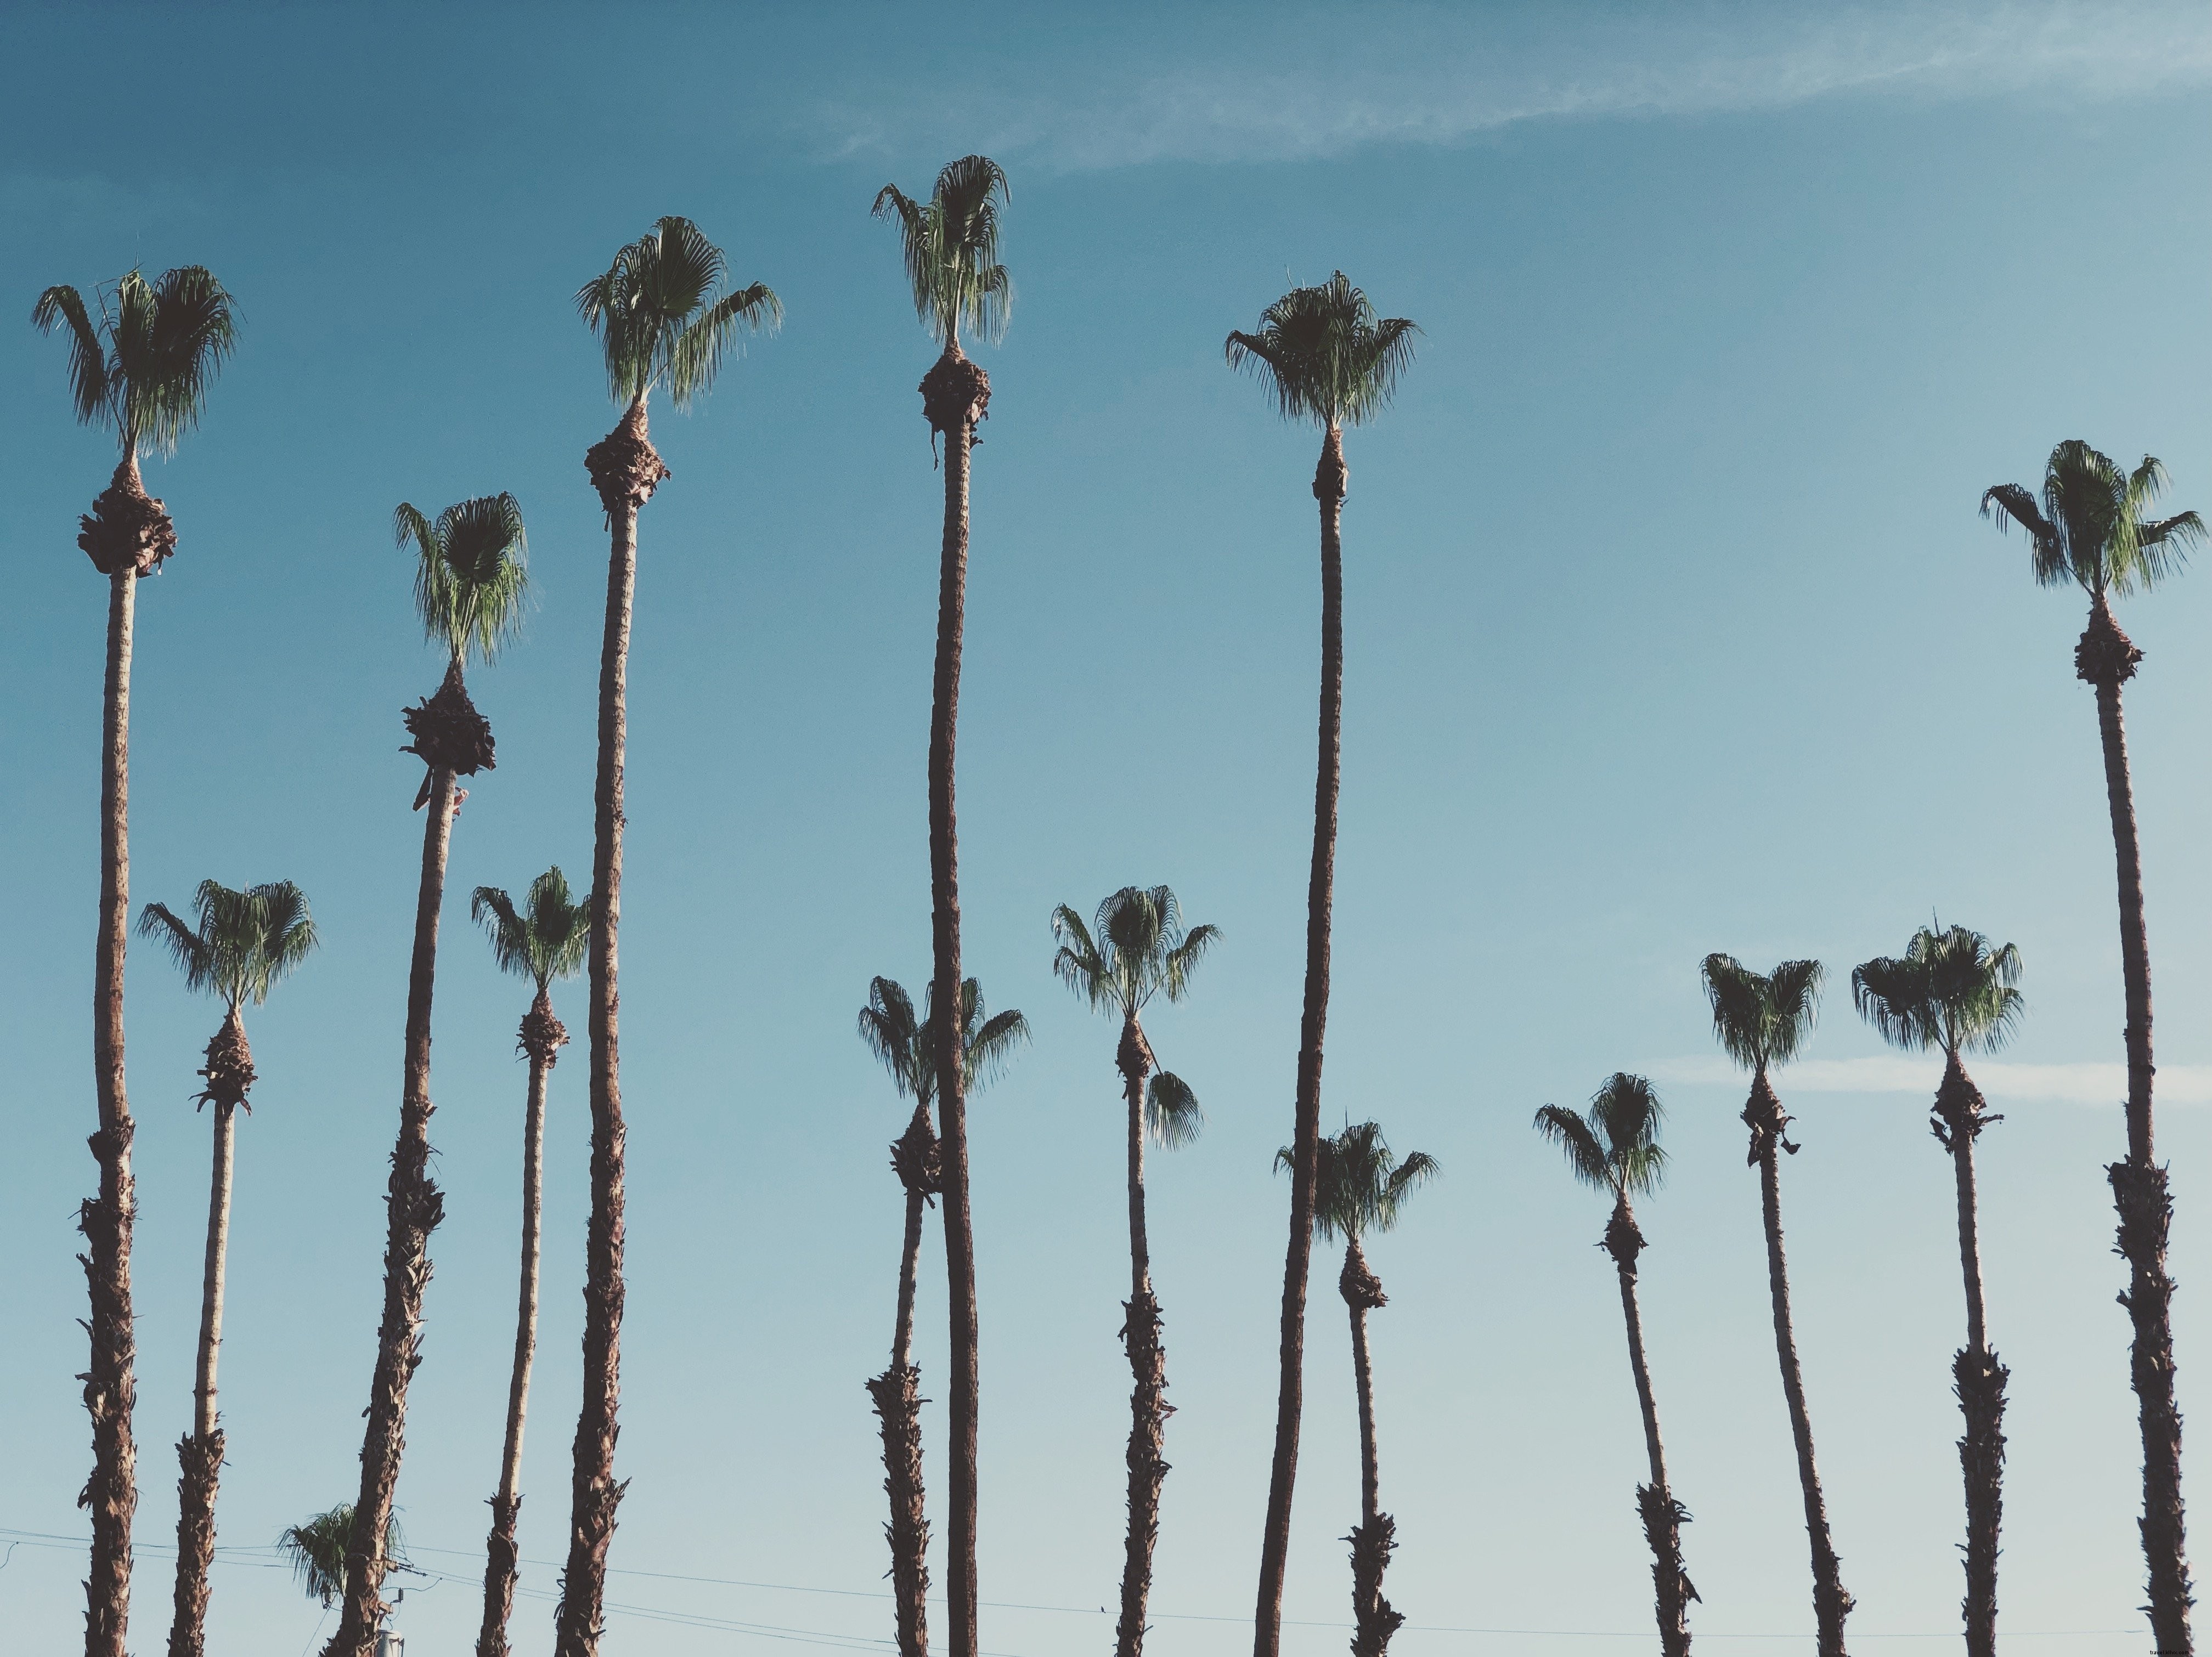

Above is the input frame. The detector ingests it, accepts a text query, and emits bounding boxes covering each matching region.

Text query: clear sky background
[3,3,2211,1654]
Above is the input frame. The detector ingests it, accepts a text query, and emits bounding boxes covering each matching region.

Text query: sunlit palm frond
[1147,1071,1204,1149]
[1989,440,2200,598]
[579,216,775,408]
[1702,953,1823,1072]
[139,880,317,1009]
[476,868,588,991]
[1049,905,1111,1009]
[137,902,215,989]
[1855,923,2023,1058]
[1224,272,1419,430]
[966,1004,1032,1090]
[874,156,1012,347]
[396,493,530,666]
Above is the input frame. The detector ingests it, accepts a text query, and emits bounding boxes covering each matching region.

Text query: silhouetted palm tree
[280,1506,406,1613]
[1051,886,1217,1657]
[469,869,590,1657]
[1226,273,1417,1657]
[35,266,237,1657]
[1535,1074,1695,1657]
[873,155,1009,1657]
[1984,442,2204,1655]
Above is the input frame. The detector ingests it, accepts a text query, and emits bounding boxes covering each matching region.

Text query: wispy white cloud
[1647,1054,2212,1104]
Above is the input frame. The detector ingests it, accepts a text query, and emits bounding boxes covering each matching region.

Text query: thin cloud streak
[1649,1054,2212,1105]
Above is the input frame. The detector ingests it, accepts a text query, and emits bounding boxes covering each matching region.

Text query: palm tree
[1702,953,1850,1656]
[856,975,1029,1657]
[34,265,237,1657]
[565,219,777,1657]
[137,881,317,1657]
[280,1506,407,1612]
[872,154,1009,1657]
[469,869,591,1657]
[325,496,527,1657]
[1534,1074,1695,1657]
[1226,272,1417,1657]
[1276,1122,1436,1657]
[1049,886,1218,1657]
[1852,924,2023,1657]
[1983,442,2204,1655]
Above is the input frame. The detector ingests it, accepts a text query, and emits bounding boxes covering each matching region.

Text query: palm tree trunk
[1604,1201,1693,1657]
[870,1101,935,1657]
[2078,595,2192,1655]
[1118,1019,1168,1657]
[325,766,458,1657]
[167,1083,239,1657]
[1932,1054,2006,1657]
[83,562,140,1657]
[1254,422,1347,1657]
[1746,1070,1852,1657]
[1340,1237,1401,1657]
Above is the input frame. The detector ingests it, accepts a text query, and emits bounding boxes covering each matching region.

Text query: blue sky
[3,3,2211,1654]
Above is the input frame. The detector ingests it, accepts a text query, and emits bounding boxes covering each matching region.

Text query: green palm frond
[1702,953,1824,1073]
[966,1002,1032,1089]
[393,493,530,666]
[32,284,110,428]
[1052,886,1220,1015]
[578,216,779,409]
[1147,1071,1204,1150]
[33,267,237,456]
[1853,923,2023,1057]
[138,880,317,1009]
[473,867,589,992]
[1225,272,1418,431]
[276,1504,404,1610]
[859,976,928,1104]
[1534,1074,1667,1202]
[1983,440,2204,598]
[1287,1120,1439,1242]
[862,975,1030,1109]
[1533,1103,1609,1190]
[873,156,1012,348]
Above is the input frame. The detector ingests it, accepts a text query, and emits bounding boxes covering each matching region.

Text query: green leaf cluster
[392,494,530,668]
[1533,1073,1668,1202]
[858,975,1029,1110]
[138,880,317,1013]
[1225,272,1418,431]
[31,267,237,457]
[873,156,1012,349]
[1280,1120,1439,1244]
[1982,440,2206,599]
[1853,923,2023,1058]
[472,867,591,993]
[577,216,781,410]
[1701,954,1824,1074]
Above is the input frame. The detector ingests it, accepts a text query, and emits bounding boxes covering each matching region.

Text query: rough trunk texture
[1341,1237,1398,1657]
[2078,596,2193,1656]
[867,1365,930,1657]
[1255,423,1348,1657]
[81,559,140,1657]
[1931,1053,2005,1657]
[1604,1201,1695,1657]
[324,762,458,1657]
[1745,1069,1853,1657]
[1118,1014,1169,1657]
[557,401,662,1657]
[164,1432,221,1657]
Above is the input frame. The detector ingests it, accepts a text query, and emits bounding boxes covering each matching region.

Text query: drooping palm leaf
[394,494,530,668]
[1225,272,1418,431]
[1536,1074,1667,1200]
[1702,954,1824,1073]
[577,216,781,409]
[1853,924,2023,1057]
[276,1504,404,1610]
[33,267,238,457]
[1147,1071,1205,1149]
[473,867,590,993]
[1983,440,2206,598]
[872,156,1012,348]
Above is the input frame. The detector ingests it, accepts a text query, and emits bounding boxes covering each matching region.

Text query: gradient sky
[4,4,2212,1654]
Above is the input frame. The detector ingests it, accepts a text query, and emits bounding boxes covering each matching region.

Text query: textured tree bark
[325,765,457,1657]
[872,1100,938,1657]
[1340,1237,1401,1657]
[1604,1201,1694,1657]
[1118,1015,1169,1657]
[167,1084,238,1657]
[82,564,139,1657]
[1932,1054,2005,1657]
[1254,423,1347,1657]
[2077,595,2193,1656]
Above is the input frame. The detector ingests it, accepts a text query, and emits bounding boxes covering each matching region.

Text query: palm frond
[129,266,239,455]
[666,281,782,409]
[1536,1074,1667,1201]
[579,216,772,408]
[859,976,924,1102]
[276,1505,404,1610]
[1147,1070,1204,1149]
[1054,885,1216,1016]
[1702,953,1822,1071]
[137,902,215,990]
[139,880,317,1008]
[1532,1104,1609,1192]
[524,866,591,986]
[966,1004,1031,1089]
[1304,1119,1437,1241]
[397,494,529,666]
[32,283,114,431]
[1224,272,1419,430]
[1049,905,1111,1009]
[1979,482,2067,589]
[874,156,1012,347]
[1855,923,2023,1057]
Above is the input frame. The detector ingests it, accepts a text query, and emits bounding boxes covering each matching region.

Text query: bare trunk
[167,1083,238,1657]
[1341,1238,1400,1657]
[1118,1017,1169,1657]
[1932,1054,2005,1657]
[1605,1200,1693,1657]
[872,1101,935,1657]
[1255,423,1347,1657]
[324,765,457,1657]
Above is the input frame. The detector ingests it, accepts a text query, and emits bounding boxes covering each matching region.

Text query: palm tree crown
[873,157,1012,349]
[1052,886,1220,1017]
[278,1505,404,1610]
[1224,273,1418,430]
[859,976,1030,1109]
[394,495,531,668]
[1852,925,2024,1059]
[472,867,591,995]
[138,880,317,1014]
[32,267,238,457]
[1533,1073,1668,1203]
[1701,955,1824,1073]
[1981,440,2205,599]
[1280,1122,1440,1244]
[576,216,781,410]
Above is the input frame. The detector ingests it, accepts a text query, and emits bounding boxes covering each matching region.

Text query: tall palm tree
[565,219,777,1657]
[280,1506,407,1612]
[325,495,528,1657]
[1852,924,2024,1657]
[1702,953,1850,1656]
[469,869,591,1657]
[856,975,1029,1657]
[138,880,317,1657]
[1226,273,1417,1657]
[872,154,1009,1657]
[1534,1074,1695,1657]
[1983,442,2204,1655]
[34,266,237,1657]
[1276,1122,1437,1657]
[1050,886,1218,1657]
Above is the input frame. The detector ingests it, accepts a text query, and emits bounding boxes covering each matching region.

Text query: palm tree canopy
[872,155,1012,348]
[1533,1073,1668,1201]
[472,867,591,992]
[1277,1120,1438,1244]
[577,215,780,410]
[1224,272,1418,431]
[32,267,238,457]
[1853,924,2023,1058]
[1981,440,2205,599]
[1701,953,1824,1074]
[393,493,531,667]
[859,975,1030,1109]
[276,1503,404,1610]
[1052,886,1221,1017]
[138,880,317,1011]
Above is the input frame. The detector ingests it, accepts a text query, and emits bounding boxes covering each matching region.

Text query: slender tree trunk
[1604,1200,1693,1657]
[1745,1069,1852,1657]
[1932,1054,2006,1657]
[1340,1237,1401,1657]
[2077,595,2192,1654]
[1118,1016,1169,1657]
[82,563,139,1657]
[167,1078,239,1657]
[325,767,458,1657]
[1255,422,1348,1657]
[871,1101,936,1657]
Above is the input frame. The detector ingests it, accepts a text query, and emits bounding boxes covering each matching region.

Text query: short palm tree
[35,265,236,1657]
[1534,1074,1695,1657]
[138,880,315,1657]
[325,497,527,1657]
[565,219,777,1657]
[873,154,1009,1657]
[856,975,1028,1657]
[280,1506,406,1612]
[1277,1122,1436,1657]
[1702,953,1850,1656]
[1852,924,2023,1657]
[469,869,590,1657]
[1050,886,1218,1657]
[1226,273,1417,1657]
[1983,441,2204,1654]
